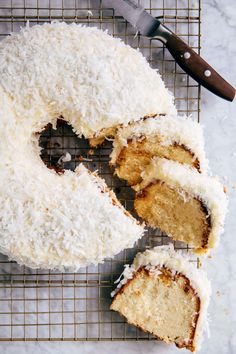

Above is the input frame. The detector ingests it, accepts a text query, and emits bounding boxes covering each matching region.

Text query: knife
[106,0,235,102]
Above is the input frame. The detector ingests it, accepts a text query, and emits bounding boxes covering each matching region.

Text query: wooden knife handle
[165,32,235,102]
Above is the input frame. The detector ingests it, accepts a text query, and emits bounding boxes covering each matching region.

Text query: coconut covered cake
[0,20,228,351]
[0,22,176,270]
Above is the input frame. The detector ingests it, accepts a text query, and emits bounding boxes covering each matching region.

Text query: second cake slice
[134,158,227,253]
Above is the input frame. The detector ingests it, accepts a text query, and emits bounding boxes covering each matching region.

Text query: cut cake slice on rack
[110,115,208,186]
[134,158,227,253]
[111,245,211,352]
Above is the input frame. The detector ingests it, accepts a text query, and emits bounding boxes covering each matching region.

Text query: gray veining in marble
[0,0,235,353]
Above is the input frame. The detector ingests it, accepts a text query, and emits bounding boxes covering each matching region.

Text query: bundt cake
[134,158,227,253]
[110,115,208,186]
[0,22,174,270]
[111,245,211,352]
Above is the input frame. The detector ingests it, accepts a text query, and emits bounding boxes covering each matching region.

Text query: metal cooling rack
[0,0,201,342]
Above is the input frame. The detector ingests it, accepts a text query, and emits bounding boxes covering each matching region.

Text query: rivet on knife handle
[108,0,235,102]
[163,30,235,102]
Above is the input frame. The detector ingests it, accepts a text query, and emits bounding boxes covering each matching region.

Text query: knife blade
[106,0,235,102]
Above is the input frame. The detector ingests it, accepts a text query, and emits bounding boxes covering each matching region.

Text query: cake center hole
[39,119,135,208]
[39,119,97,173]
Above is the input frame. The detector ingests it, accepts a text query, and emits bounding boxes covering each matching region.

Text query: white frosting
[111,245,211,351]
[110,115,208,172]
[0,22,176,139]
[0,88,144,271]
[0,22,177,270]
[135,158,228,250]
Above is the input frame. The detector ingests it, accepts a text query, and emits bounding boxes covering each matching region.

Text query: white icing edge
[134,158,228,250]
[110,115,208,172]
[111,245,211,351]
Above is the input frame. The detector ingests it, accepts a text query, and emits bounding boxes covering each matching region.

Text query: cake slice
[111,245,211,352]
[110,115,208,186]
[134,158,227,253]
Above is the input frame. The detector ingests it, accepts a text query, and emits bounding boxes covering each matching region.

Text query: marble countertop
[0,0,236,353]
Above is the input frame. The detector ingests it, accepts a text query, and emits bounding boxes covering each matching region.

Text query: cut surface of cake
[134,158,227,253]
[111,245,211,352]
[110,115,208,186]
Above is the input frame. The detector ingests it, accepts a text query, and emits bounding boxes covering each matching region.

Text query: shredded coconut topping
[0,22,178,270]
[0,22,175,138]
[0,83,144,271]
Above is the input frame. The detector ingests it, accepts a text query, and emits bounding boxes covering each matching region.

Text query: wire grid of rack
[0,0,201,342]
